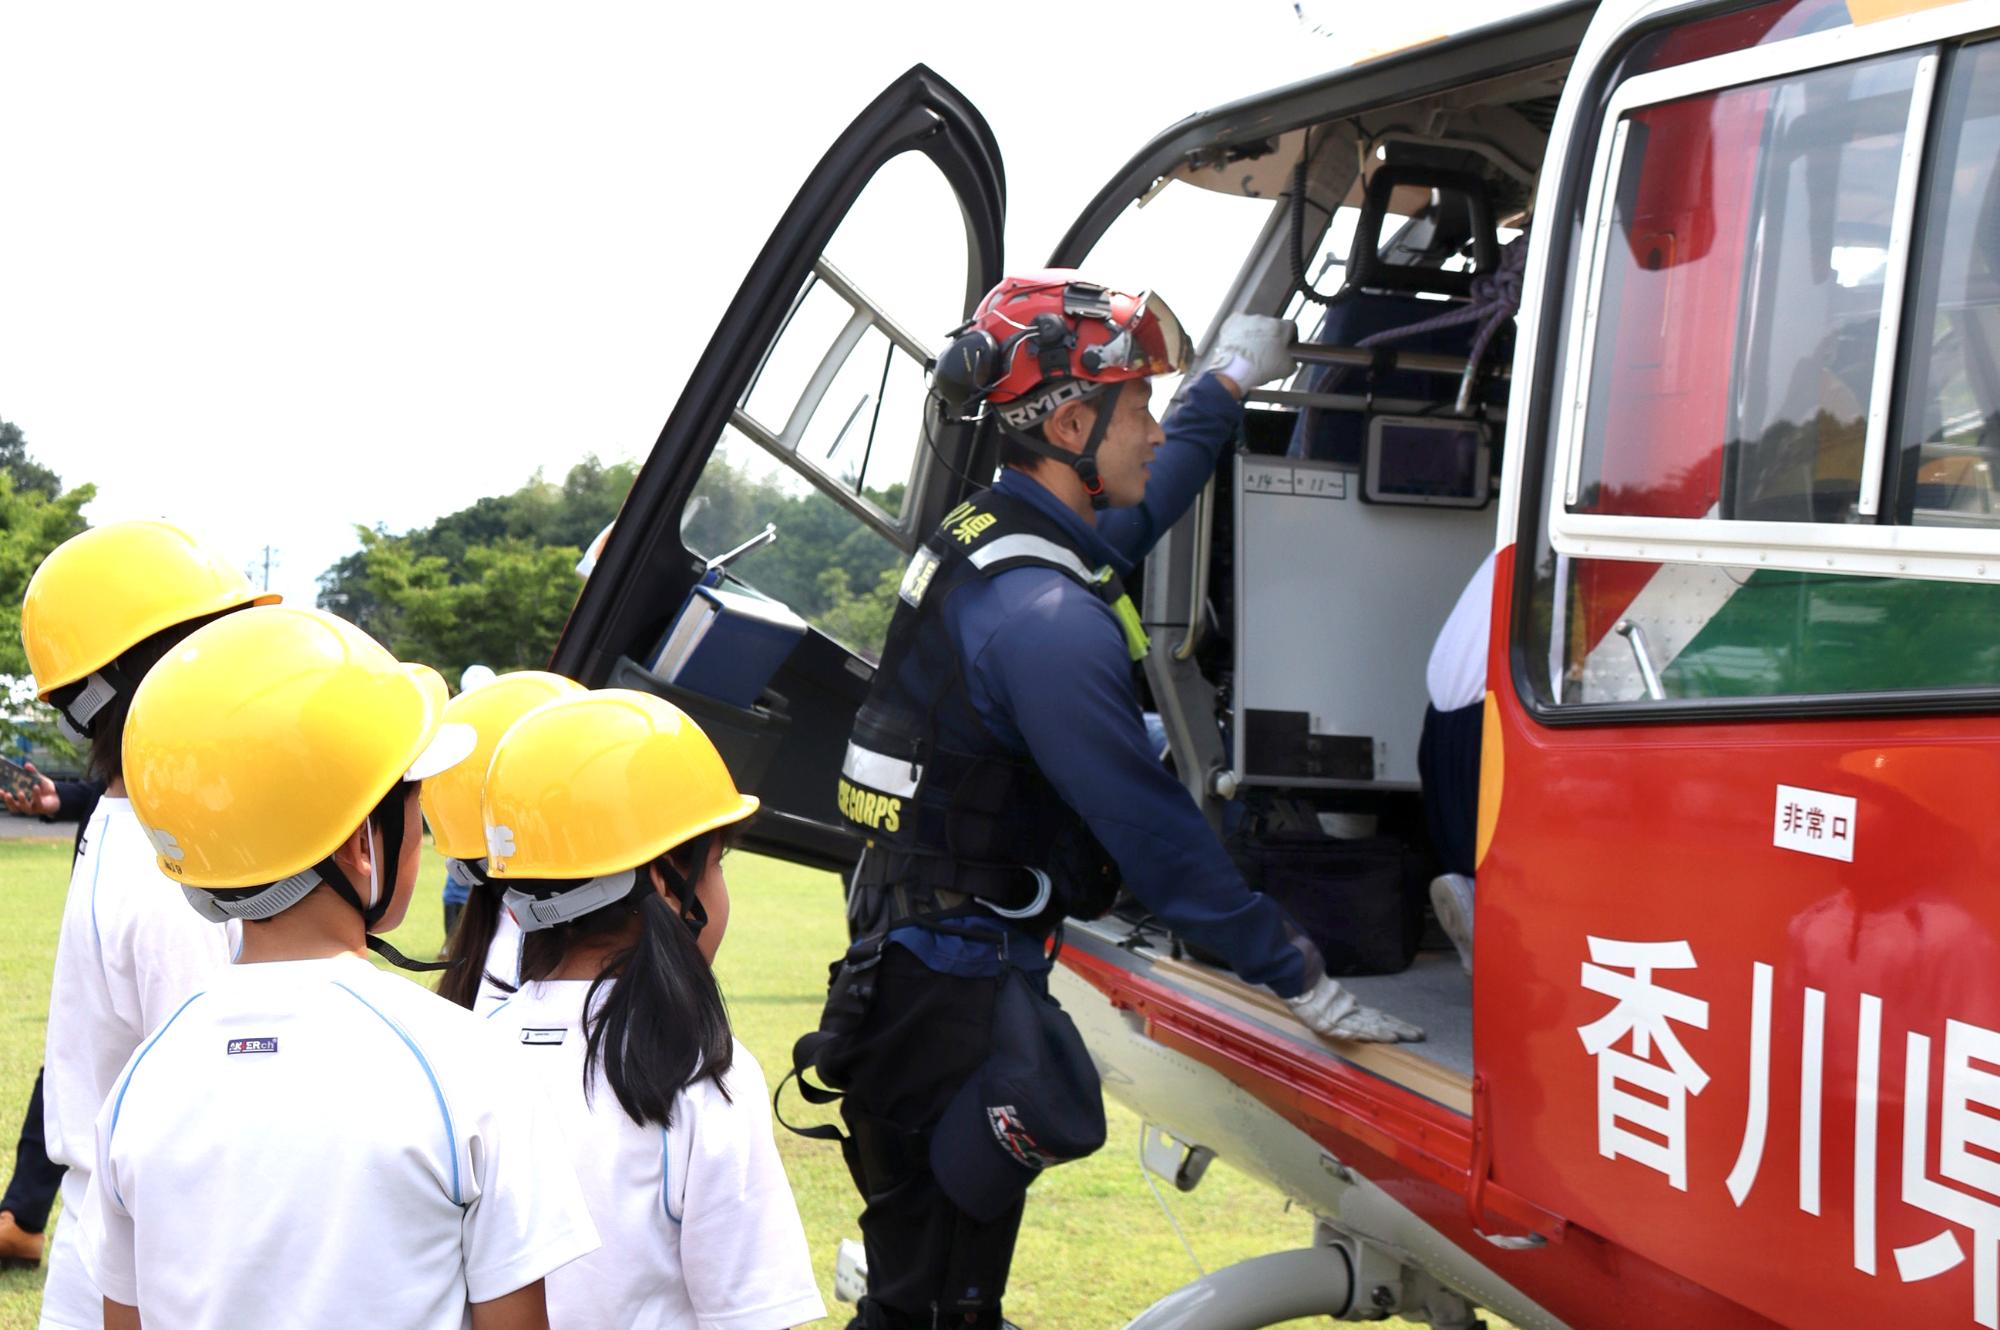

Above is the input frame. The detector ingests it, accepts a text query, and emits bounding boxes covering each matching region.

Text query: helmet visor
[1094,291,1191,379]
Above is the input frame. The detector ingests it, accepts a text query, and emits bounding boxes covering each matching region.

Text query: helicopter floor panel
[1333,952,1474,1077]
[1061,919,1474,1115]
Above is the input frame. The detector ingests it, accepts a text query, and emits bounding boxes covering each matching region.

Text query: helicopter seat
[1288,164,1514,465]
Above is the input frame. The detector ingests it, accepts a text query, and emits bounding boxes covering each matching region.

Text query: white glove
[1206,313,1298,390]
[1287,974,1425,1043]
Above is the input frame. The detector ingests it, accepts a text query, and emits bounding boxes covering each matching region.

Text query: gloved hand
[1207,313,1298,391]
[1287,974,1425,1043]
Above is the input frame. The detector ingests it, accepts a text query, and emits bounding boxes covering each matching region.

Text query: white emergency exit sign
[1772,785,1856,863]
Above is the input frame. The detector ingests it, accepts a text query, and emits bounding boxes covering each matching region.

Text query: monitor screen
[1365,417,1490,507]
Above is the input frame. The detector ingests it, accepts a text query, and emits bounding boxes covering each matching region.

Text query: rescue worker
[19,520,276,1329]
[798,273,1423,1330]
[88,605,598,1330]
[426,668,586,1011]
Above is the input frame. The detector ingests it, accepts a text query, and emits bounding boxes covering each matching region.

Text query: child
[92,606,597,1330]
[476,688,825,1330]
[18,521,274,1329]
[423,669,583,1010]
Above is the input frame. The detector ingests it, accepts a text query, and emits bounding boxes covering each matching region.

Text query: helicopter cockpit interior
[1111,59,1570,1081]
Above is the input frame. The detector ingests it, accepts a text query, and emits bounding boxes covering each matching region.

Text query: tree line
[0,413,905,764]
[320,450,905,682]
[0,419,93,760]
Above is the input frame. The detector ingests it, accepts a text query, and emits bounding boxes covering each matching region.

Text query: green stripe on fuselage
[1661,570,2000,698]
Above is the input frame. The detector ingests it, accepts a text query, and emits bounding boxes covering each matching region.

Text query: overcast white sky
[1,0,1542,608]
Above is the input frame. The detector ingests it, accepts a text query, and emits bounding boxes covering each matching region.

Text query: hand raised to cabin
[1206,313,1298,397]
[1287,974,1425,1043]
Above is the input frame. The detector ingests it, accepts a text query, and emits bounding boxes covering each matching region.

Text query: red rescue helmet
[934,271,1190,428]
[932,271,1190,508]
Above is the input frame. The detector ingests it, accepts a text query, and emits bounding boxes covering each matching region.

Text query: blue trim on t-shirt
[483,997,513,1021]
[85,805,112,958]
[103,989,207,1208]
[333,981,462,1205]
[660,1130,682,1225]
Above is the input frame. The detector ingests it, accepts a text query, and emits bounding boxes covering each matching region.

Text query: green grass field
[0,834,1412,1329]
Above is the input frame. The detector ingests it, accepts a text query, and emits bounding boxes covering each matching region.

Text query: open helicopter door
[549,66,1004,872]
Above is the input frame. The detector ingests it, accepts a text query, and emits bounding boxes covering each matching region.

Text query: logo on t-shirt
[520,1028,567,1046]
[226,1037,279,1055]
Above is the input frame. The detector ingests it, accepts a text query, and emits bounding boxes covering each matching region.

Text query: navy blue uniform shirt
[887,374,1319,998]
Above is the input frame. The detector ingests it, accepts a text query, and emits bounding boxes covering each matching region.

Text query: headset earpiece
[932,328,1000,415]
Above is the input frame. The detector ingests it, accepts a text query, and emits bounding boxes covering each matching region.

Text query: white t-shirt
[44,797,234,1174]
[80,953,599,1329]
[1426,549,1499,713]
[40,796,234,1330]
[489,980,824,1330]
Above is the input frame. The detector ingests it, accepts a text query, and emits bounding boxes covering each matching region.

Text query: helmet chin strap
[184,784,442,973]
[326,784,445,973]
[1001,380,1125,512]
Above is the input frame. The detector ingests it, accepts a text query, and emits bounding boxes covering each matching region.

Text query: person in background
[18,521,276,1329]
[92,605,596,1330]
[1419,547,1498,974]
[478,689,823,1330]
[0,767,103,850]
[426,669,585,1009]
[0,770,103,1271]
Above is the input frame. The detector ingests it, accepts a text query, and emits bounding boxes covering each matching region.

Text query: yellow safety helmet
[484,689,757,881]
[420,670,585,860]
[123,606,476,892]
[22,520,279,728]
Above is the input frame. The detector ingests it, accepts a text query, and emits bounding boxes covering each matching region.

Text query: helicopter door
[549,66,1004,872]
[1490,17,2000,1327]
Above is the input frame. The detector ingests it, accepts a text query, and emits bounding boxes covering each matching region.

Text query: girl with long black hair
[478,688,823,1330]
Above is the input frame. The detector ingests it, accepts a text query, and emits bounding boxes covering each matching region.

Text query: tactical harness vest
[782,488,1138,1144]
[834,486,1146,939]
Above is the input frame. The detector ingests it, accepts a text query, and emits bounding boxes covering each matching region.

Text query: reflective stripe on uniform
[966,534,1096,583]
[968,534,1150,661]
[842,742,922,797]
[1106,592,1151,662]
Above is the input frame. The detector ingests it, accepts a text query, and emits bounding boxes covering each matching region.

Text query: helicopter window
[677,150,977,663]
[1537,6,2000,583]
[1566,50,1923,530]
[681,427,904,662]
[733,151,967,529]
[1893,39,2000,531]
[1522,28,2000,712]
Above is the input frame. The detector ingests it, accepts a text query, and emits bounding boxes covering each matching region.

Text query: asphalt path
[0,814,73,840]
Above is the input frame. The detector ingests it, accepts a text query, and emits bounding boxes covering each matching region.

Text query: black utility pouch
[775,935,891,1141]
[1233,831,1421,976]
